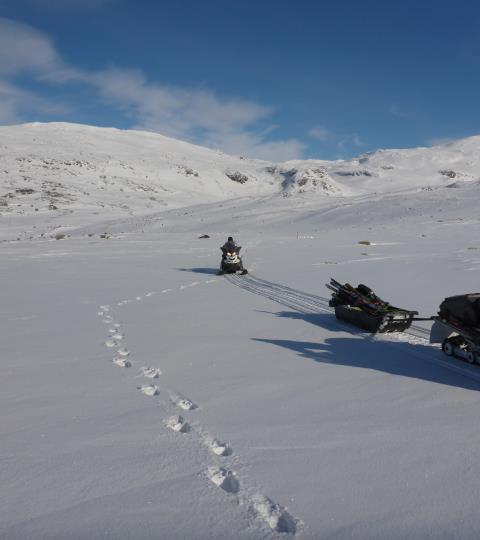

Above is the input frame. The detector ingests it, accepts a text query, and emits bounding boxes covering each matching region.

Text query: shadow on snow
[177,267,219,275]
[253,332,480,392]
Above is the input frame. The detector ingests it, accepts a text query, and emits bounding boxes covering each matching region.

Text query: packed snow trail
[227,274,480,386]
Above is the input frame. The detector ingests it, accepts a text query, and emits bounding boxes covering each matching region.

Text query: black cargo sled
[430,294,480,364]
[326,278,418,333]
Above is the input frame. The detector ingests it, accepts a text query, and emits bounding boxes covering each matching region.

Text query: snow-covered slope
[2,122,480,241]
[0,122,281,238]
[2,123,480,539]
[282,136,480,195]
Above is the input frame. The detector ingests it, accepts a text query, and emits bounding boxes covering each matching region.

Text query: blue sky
[1,0,480,160]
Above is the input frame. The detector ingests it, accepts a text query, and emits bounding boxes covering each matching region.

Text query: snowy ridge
[0,122,280,238]
[2,122,480,241]
[284,135,480,196]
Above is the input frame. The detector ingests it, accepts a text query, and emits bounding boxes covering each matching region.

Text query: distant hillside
[1,122,479,239]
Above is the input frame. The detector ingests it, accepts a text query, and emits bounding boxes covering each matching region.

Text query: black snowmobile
[430,294,480,364]
[218,247,248,276]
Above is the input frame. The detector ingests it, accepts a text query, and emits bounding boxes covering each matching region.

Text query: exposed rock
[439,169,457,179]
[281,167,339,194]
[177,165,199,177]
[225,171,249,184]
[335,169,376,177]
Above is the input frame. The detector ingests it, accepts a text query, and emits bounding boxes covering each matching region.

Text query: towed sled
[430,294,480,364]
[218,250,248,276]
[327,278,418,333]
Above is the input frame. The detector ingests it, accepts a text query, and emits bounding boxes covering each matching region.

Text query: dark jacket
[221,241,240,254]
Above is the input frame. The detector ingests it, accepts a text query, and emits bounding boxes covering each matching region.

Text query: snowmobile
[430,294,480,364]
[326,278,418,333]
[218,249,248,276]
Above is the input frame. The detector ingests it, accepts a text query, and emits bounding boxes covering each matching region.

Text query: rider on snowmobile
[221,236,240,256]
[220,237,244,270]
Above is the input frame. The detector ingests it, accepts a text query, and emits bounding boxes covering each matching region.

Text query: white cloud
[337,133,367,150]
[48,61,304,160]
[309,125,331,141]
[200,130,305,161]
[0,18,61,75]
[0,17,305,161]
[390,103,410,118]
[352,134,366,147]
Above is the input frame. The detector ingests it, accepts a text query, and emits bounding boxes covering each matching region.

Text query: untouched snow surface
[2,123,480,539]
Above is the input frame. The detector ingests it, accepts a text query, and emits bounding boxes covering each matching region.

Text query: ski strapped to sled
[326,278,419,333]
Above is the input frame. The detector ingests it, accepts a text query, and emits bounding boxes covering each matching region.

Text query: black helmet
[228,236,233,241]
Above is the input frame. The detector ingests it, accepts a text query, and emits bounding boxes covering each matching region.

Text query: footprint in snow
[117,348,130,357]
[137,384,159,397]
[176,398,197,411]
[136,296,142,301]
[140,366,161,379]
[113,357,131,368]
[206,467,239,494]
[103,318,113,324]
[98,311,104,316]
[209,438,232,456]
[113,323,121,328]
[105,339,117,348]
[166,415,190,433]
[145,292,154,297]
[111,333,124,340]
[162,289,172,293]
[100,305,110,312]
[251,494,298,535]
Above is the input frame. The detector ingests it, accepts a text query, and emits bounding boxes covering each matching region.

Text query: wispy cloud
[0,17,304,161]
[337,133,367,150]
[308,125,331,141]
[390,103,408,118]
[352,134,366,147]
[0,17,61,75]
[0,79,68,124]
[308,123,366,154]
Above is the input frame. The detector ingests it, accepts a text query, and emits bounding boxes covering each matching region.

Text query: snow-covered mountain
[0,123,277,237]
[1,122,480,241]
